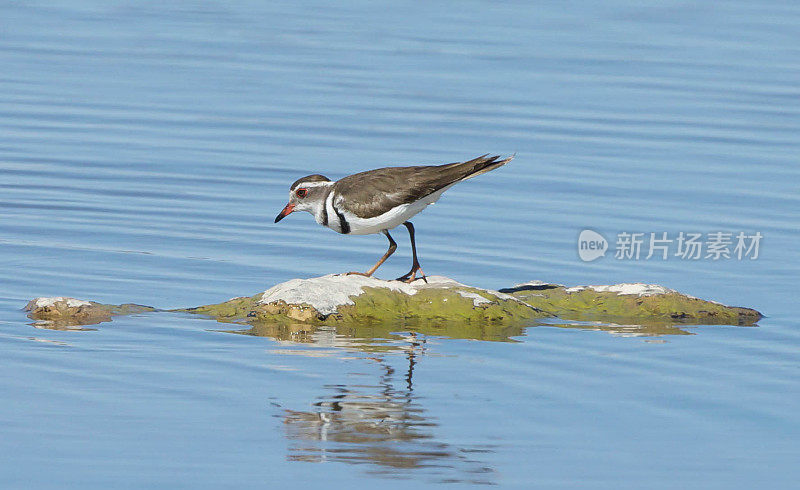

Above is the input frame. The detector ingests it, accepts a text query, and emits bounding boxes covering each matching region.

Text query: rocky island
[25,275,761,339]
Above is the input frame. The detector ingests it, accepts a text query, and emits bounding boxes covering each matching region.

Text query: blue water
[1,1,799,488]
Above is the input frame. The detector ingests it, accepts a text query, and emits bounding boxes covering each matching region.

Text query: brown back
[333,154,512,218]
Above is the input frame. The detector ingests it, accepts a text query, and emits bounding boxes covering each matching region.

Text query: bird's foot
[396,266,427,284]
[344,271,372,277]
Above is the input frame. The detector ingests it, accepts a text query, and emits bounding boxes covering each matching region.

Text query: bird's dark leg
[347,230,397,277]
[396,221,427,283]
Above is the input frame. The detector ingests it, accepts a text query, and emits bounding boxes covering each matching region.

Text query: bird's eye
[296,188,308,198]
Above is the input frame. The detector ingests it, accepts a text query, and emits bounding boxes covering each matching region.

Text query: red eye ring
[296,188,308,198]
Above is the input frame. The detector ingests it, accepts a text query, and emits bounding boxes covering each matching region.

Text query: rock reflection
[226,315,703,348]
[545,319,694,337]
[281,339,497,484]
[30,321,99,331]
[541,318,755,338]
[229,317,532,349]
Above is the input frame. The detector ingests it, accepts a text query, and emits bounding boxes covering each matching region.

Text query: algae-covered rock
[187,276,760,330]
[25,277,762,340]
[501,282,761,326]
[185,275,547,328]
[25,297,154,329]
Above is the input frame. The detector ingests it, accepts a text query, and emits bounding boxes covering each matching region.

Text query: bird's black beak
[274,203,295,223]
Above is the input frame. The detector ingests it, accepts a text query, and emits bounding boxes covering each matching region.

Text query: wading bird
[275,154,512,282]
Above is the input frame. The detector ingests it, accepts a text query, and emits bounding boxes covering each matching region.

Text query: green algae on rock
[25,297,155,329]
[500,282,761,326]
[182,274,547,327]
[24,277,762,339]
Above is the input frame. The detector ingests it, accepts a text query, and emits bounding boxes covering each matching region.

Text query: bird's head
[274,174,332,223]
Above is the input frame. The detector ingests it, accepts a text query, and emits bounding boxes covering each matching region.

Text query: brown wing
[333,154,512,218]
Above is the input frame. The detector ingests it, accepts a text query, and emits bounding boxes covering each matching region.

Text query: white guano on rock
[256,274,514,315]
[26,297,92,309]
[564,284,676,297]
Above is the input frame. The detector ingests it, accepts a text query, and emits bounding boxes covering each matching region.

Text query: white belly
[339,185,451,235]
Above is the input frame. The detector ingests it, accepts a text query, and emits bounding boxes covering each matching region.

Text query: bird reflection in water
[223,316,704,483]
[281,334,497,484]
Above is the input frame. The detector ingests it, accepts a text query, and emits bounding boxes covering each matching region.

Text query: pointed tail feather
[447,154,514,182]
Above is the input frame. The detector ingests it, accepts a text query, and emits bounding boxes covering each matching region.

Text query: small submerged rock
[25,297,154,328]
